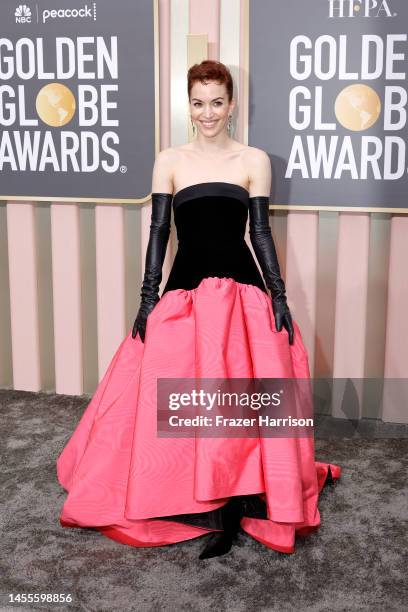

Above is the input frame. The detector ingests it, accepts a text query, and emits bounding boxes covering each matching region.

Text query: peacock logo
[14,4,32,23]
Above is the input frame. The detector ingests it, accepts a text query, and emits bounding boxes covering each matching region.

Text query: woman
[57,60,340,560]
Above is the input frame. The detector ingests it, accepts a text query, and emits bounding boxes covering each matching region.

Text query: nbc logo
[15,4,32,23]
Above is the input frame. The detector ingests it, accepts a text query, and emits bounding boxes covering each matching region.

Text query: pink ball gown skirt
[56,183,341,553]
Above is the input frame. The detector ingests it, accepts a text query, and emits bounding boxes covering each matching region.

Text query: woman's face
[189,80,235,138]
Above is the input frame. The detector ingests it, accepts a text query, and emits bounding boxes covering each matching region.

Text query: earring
[190,117,196,135]
[227,115,233,136]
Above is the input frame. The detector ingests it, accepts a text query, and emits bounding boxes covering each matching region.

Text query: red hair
[187,60,233,102]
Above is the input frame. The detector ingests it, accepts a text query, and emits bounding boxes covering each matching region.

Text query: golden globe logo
[0,36,119,173]
[334,84,381,131]
[286,33,407,181]
[328,0,396,18]
[36,83,76,127]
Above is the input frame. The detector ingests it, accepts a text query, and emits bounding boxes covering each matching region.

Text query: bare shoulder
[241,146,271,196]
[154,146,179,166]
[152,147,178,193]
[241,145,270,168]
[154,144,189,168]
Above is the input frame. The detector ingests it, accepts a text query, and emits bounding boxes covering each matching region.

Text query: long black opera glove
[249,196,294,345]
[132,193,172,342]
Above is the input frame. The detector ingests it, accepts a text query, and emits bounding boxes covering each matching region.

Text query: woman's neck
[190,136,238,154]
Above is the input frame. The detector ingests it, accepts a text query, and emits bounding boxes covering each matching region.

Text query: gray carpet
[0,389,407,612]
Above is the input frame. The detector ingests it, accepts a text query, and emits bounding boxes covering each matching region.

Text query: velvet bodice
[161,182,267,295]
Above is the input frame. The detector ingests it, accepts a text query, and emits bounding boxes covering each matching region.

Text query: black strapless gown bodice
[161,182,268,296]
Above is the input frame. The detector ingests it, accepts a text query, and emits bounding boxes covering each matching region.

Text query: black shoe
[198,531,234,560]
[198,497,243,560]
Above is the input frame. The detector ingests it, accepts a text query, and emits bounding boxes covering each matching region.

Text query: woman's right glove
[249,196,294,345]
[132,193,172,342]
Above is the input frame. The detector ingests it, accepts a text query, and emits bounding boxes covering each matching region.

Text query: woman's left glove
[249,196,294,345]
[132,193,172,342]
